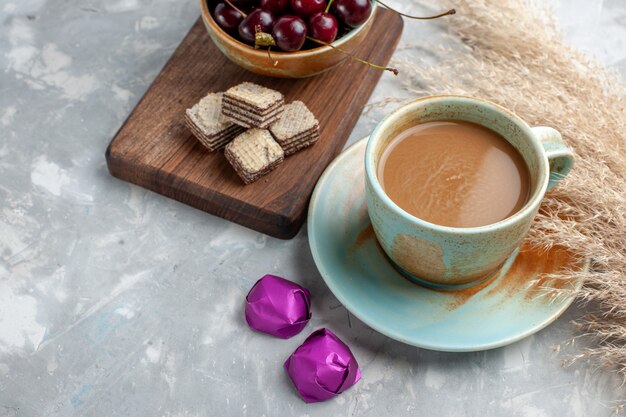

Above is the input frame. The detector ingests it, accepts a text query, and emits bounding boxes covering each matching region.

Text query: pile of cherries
[212,0,373,52]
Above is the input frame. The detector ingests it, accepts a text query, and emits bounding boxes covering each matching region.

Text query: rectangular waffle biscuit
[269,101,320,155]
[224,128,285,184]
[224,82,284,112]
[224,99,284,117]
[281,130,320,148]
[281,133,320,156]
[278,130,319,149]
[277,127,319,146]
[185,92,244,151]
[222,82,285,128]
[269,101,318,143]
[184,114,243,151]
[222,106,283,129]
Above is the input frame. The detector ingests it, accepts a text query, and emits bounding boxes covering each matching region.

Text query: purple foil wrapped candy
[284,328,361,403]
[245,274,311,339]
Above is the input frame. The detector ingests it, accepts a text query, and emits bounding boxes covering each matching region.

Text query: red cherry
[332,0,371,28]
[290,0,326,18]
[213,2,243,32]
[259,0,288,14]
[230,0,258,7]
[272,15,307,52]
[308,12,338,43]
[238,8,275,44]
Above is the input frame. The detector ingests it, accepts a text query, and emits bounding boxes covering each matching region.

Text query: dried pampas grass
[390,0,626,380]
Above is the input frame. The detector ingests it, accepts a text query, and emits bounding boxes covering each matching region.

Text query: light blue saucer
[308,138,584,352]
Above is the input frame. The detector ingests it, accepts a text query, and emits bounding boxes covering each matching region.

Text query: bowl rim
[199,0,377,57]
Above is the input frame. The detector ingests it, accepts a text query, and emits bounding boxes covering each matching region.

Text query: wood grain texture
[106,9,403,239]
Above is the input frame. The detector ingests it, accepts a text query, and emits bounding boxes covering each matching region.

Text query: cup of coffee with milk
[365,96,574,289]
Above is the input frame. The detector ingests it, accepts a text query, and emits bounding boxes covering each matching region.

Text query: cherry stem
[267,46,278,66]
[375,1,456,20]
[306,36,398,75]
[224,0,247,17]
[325,0,335,13]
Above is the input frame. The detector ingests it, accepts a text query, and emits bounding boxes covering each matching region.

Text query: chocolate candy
[284,328,361,403]
[245,274,311,338]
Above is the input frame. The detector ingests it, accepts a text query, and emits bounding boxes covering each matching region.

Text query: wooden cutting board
[106,9,403,239]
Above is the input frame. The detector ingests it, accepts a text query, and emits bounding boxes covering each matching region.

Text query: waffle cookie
[269,101,320,156]
[222,82,285,128]
[185,92,245,151]
[224,129,285,184]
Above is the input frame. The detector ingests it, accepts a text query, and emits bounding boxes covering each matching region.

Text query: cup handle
[531,126,574,191]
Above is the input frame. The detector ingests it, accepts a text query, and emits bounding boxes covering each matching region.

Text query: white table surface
[1,0,624,416]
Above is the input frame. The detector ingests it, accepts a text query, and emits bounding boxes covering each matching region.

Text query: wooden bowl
[200,0,377,78]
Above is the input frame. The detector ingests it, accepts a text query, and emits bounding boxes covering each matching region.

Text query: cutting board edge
[106,144,304,239]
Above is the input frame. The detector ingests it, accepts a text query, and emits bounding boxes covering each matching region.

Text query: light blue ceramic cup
[365,96,574,289]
